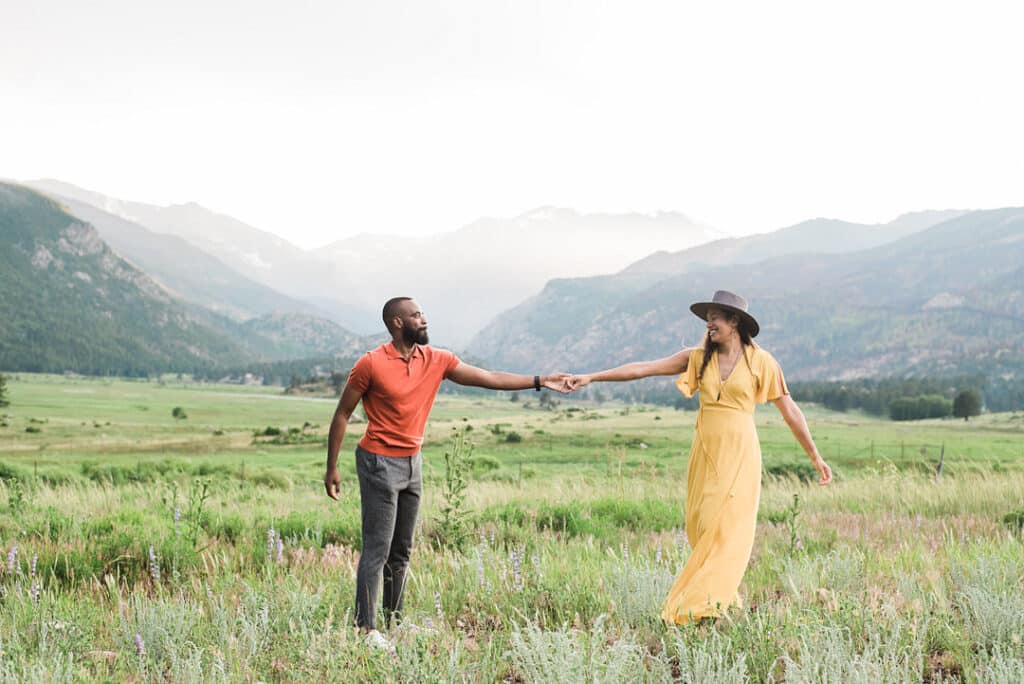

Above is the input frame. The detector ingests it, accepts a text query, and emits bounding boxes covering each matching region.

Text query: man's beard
[402,326,429,346]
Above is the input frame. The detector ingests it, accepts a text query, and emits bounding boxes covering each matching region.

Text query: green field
[0,373,1022,682]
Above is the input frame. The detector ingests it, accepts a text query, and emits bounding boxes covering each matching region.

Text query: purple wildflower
[435,591,443,619]
[511,549,522,591]
[276,537,284,564]
[6,544,17,573]
[267,527,276,562]
[134,633,146,657]
[29,554,40,602]
[173,508,182,536]
[148,546,160,582]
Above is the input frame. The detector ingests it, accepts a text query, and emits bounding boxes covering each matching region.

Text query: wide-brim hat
[689,290,760,338]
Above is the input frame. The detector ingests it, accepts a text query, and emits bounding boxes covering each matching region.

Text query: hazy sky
[3,1,1022,248]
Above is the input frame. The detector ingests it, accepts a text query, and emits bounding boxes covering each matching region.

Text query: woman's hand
[565,374,592,392]
[812,454,833,486]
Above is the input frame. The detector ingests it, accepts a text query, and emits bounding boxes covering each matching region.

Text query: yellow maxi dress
[661,345,788,624]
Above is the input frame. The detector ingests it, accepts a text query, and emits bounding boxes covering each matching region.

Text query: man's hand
[542,373,574,394]
[324,467,341,500]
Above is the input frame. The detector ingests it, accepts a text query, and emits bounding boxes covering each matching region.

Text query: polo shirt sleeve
[347,353,373,394]
[441,350,462,379]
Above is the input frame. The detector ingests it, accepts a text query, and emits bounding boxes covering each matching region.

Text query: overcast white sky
[3,0,1022,248]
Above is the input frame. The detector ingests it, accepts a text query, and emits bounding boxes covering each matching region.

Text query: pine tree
[0,373,9,408]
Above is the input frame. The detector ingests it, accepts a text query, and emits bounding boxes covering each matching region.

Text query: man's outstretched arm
[325,382,365,500]
[446,363,571,392]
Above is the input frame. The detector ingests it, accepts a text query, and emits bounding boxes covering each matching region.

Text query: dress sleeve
[346,353,373,394]
[675,348,702,398]
[754,351,789,403]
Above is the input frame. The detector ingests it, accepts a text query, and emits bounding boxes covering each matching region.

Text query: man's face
[397,300,429,345]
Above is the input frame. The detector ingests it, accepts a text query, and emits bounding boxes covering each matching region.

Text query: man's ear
[391,315,403,331]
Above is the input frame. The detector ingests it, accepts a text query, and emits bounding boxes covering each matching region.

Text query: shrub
[254,426,282,437]
[270,509,361,548]
[477,498,680,541]
[1003,509,1024,532]
[890,395,952,421]
[505,431,523,443]
[509,616,660,682]
[764,461,818,483]
[470,455,501,473]
[248,470,292,490]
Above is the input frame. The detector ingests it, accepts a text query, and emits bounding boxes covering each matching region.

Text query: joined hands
[540,373,590,393]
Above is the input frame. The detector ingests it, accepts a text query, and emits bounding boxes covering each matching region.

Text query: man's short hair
[382,297,413,332]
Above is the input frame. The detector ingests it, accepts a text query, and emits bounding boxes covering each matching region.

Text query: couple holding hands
[325,292,832,648]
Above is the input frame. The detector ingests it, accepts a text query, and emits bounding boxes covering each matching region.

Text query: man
[324,297,569,649]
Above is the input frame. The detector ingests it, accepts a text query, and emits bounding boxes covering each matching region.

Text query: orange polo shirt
[347,342,461,457]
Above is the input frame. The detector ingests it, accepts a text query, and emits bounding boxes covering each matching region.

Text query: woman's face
[705,307,738,343]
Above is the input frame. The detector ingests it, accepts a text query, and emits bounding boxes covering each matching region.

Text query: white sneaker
[363,629,395,652]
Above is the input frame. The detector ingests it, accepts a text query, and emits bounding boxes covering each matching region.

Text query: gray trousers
[354,445,422,630]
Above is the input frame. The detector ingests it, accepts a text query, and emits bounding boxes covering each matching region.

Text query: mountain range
[466,208,1024,382]
[24,180,727,345]
[0,183,371,375]
[4,178,1022,386]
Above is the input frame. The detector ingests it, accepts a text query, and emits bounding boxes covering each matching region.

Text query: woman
[567,290,832,624]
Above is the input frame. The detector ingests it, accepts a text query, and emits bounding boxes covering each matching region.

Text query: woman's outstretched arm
[772,394,833,485]
[568,348,694,390]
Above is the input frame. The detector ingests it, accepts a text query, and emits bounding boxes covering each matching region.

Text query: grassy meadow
[0,372,1022,682]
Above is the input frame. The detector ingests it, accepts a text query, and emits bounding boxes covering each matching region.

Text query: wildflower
[134,633,146,657]
[267,527,277,562]
[29,554,40,602]
[435,591,443,619]
[621,544,629,561]
[173,507,182,536]
[276,537,284,564]
[511,549,522,591]
[6,544,16,573]
[148,546,160,583]
[477,552,486,587]
[655,544,663,564]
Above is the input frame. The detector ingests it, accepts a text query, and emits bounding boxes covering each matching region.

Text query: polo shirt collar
[384,341,423,360]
